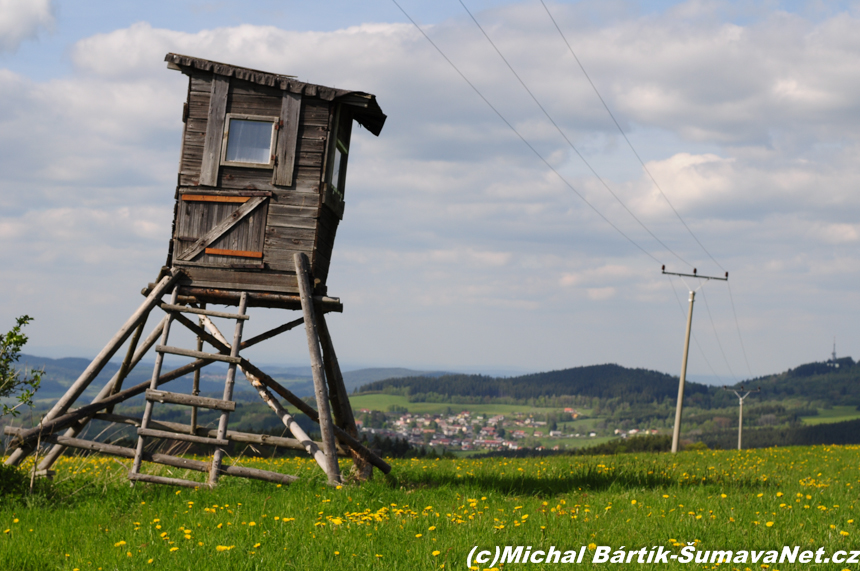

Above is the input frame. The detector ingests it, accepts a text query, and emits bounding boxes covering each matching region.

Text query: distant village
[356,409,660,451]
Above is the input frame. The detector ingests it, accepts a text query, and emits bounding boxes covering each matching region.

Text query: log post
[294,253,341,485]
[5,271,180,467]
[317,309,370,480]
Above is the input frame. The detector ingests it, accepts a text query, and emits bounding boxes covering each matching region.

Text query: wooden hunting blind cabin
[166,53,385,300]
[4,54,390,489]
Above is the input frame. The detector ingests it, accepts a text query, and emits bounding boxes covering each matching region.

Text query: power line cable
[540,0,756,377]
[457,0,692,268]
[727,281,754,377]
[699,286,738,381]
[390,0,662,264]
[538,0,724,272]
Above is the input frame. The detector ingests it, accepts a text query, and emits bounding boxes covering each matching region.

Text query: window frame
[220,113,279,169]
[326,106,352,201]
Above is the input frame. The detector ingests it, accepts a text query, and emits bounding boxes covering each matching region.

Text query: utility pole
[723,385,760,450]
[663,266,728,453]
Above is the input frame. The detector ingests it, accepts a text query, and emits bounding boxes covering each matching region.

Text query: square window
[221,114,277,168]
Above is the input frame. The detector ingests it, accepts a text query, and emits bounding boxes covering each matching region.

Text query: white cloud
[6,3,860,374]
[0,0,53,53]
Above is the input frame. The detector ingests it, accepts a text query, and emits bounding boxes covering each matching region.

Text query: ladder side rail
[131,285,180,479]
[208,292,249,486]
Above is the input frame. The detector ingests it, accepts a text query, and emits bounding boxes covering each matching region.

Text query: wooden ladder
[128,289,249,488]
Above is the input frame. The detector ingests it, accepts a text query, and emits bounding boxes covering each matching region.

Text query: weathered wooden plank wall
[172,69,344,295]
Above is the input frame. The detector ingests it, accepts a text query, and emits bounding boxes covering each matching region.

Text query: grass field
[348,393,577,417]
[2,444,859,570]
[801,405,860,426]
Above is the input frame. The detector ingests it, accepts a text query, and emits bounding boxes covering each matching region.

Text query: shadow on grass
[389,466,769,497]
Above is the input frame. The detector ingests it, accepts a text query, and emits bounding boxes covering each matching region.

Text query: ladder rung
[160,302,250,320]
[129,472,209,489]
[155,345,241,364]
[138,427,229,447]
[145,389,236,411]
[220,464,299,485]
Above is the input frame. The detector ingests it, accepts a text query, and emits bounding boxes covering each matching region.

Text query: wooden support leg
[208,293,248,487]
[294,253,341,485]
[5,271,180,467]
[317,310,371,480]
[36,316,169,472]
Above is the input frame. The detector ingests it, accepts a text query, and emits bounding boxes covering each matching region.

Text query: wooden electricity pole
[662,266,728,453]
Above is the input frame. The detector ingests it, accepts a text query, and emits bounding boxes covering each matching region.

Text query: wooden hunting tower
[4,54,390,488]
[166,52,385,301]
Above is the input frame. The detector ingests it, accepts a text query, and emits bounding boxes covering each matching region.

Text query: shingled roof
[165,53,386,136]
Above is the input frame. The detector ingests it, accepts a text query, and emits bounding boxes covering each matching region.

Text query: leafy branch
[1,315,43,417]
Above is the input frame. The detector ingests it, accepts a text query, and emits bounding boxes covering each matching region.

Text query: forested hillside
[358,363,711,404]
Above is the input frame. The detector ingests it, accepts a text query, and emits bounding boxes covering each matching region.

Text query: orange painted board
[182,195,250,203]
[205,248,264,259]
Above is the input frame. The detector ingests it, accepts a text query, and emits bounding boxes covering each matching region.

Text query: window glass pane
[331,145,343,192]
[225,119,273,164]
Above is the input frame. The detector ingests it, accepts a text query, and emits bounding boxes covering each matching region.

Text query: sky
[2,0,860,383]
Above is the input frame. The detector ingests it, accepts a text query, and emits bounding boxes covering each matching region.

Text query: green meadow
[2,444,858,570]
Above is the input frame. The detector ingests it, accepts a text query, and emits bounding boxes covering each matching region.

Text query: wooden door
[173,192,269,269]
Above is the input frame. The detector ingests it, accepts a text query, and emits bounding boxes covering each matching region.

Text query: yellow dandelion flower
[114,541,126,547]
[248,522,256,527]
[254,543,261,548]
[416,534,422,538]
[169,547,179,552]
[433,550,441,556]
[127,552,132,557]
[631,500,637,505]
[428,526,436,531]
[588,543,597,550]
[12,519,18,524]
[840,531,849,536]
[215,545,235,552]
[766,522,774,527]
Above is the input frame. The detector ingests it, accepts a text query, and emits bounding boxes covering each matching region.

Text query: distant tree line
[359,364,710,405]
